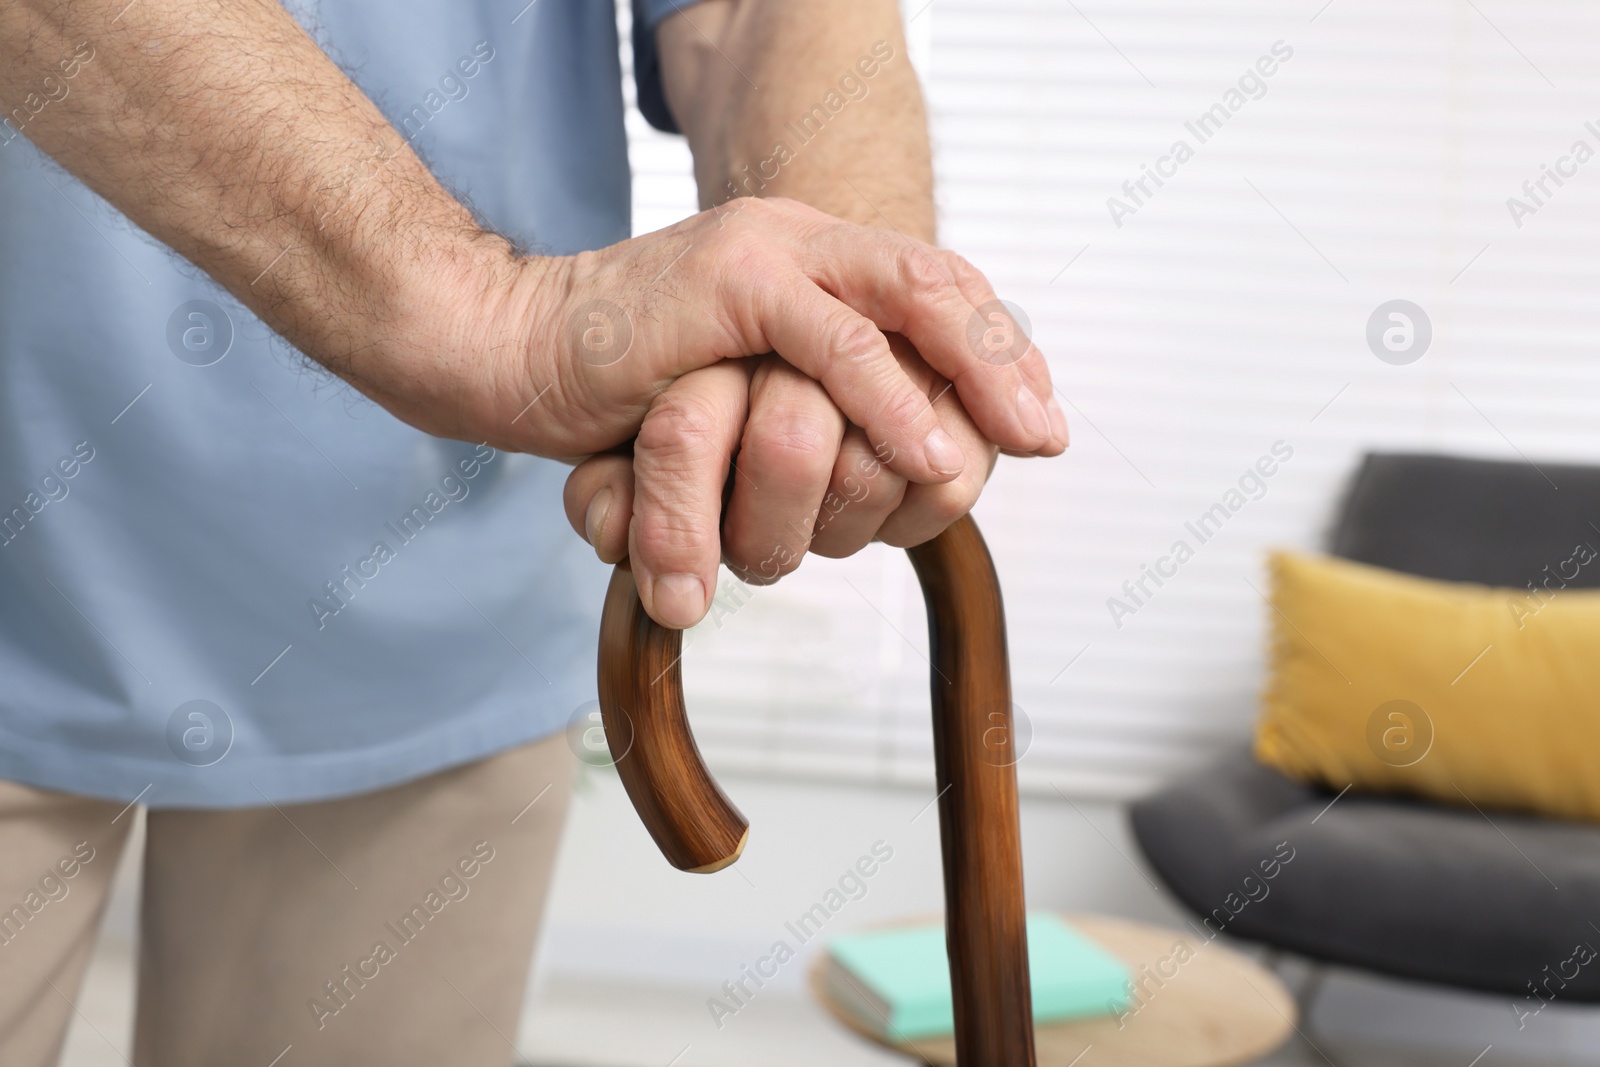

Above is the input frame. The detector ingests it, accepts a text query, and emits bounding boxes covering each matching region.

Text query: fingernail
[652,573,707,629]
[1017,386,1050,441]
[923,428,965,476]
[1047,396,1070,446]
[584,487,613,549]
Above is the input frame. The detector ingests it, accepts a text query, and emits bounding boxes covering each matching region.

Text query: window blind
[618,0,1600,798]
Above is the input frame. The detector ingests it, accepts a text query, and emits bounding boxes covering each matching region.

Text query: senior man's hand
[562,329,1056,628]
[434,196,1063,633]
[452,195,1062,480]
[0,0,1064,630]
[488,197,1063,627]
[551,0,1069,628]
[0,2,1060,593]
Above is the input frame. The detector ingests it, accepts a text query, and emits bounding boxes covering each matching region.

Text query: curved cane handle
[598,515,1035,1065]
[597,560,749,873]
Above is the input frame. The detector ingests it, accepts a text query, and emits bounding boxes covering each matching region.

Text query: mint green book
[823,913,1130,1040]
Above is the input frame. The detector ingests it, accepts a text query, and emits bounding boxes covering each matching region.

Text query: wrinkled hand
[563,333,1065,629]
[424,193,1067,629]
[442,197,1061,480]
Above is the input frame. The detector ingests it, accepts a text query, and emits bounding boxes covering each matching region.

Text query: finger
[936,249,1067,446]
[940,260,1068,457]
[721,359,847,584]
[809,425,909,559]
[783,226,1058,455]
[630,361,752,629]
[1045,383,1070,449]
[871,238,1065,453]
[883,331,1025,464]
[745,270,967,485]
[562,453,634,564]
[876,381,998,549]
[886,246,1062,454]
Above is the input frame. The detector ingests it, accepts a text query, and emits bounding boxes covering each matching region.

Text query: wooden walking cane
[598,514,1037,1066]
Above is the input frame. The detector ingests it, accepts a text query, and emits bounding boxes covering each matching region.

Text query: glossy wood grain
[597,515,1035,1064]
[907,516,1037,1067]
[597,560,749,873]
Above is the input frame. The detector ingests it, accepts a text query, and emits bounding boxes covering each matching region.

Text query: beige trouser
[0,733,573,1067]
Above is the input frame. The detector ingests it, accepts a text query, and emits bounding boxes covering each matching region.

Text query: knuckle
[738,194,783,220]
[810,518,873,559]
[705,196,765,227]
[855,468,908,513]
[765,547,805,582]
[635,395,722,463]
[835,441,906,510]
[711,245,787,334]
[710,229,772,281]
[898,244,956,295]
[927,479,981,529]
[881,483,980,550]
[634,508,714,561]
[743,413,836,480]
[751,195,825,229]
[878,520,927,549]
[829,313,889,366]
[702,198,785,252]
[632,485,717,551]
[877,527,916,549]
[721,538,760,577]
[879,383,933,437]
[629,463,708,529]
[938,248,987,290]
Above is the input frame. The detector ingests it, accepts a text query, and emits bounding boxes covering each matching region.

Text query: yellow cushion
[1253,550,1600,822]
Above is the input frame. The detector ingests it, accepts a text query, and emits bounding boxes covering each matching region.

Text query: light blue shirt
[0,0,685,807]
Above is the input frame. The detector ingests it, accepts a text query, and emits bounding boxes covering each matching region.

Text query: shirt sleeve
[630,0,697,134]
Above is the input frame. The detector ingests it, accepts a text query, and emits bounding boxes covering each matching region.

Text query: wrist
[350,231,543,448]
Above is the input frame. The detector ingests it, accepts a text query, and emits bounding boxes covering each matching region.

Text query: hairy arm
[0,0,505,421]
[3,0,1058,627]
[660,0,935,241]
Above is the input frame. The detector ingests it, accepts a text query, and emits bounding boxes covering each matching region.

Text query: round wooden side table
[812,912,1297,1067]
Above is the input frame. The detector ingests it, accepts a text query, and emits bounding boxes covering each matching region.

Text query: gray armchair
[1130,453,1600,1025]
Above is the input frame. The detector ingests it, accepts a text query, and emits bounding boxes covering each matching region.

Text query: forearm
[0,0,513,417]
[644,1,1051,595]
[6,0,1054,564]
[658,0,935,242]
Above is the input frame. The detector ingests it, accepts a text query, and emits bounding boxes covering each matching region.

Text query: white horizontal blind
[619,0,1600,798]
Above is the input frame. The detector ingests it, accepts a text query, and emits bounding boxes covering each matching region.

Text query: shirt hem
[0,706,568,810]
